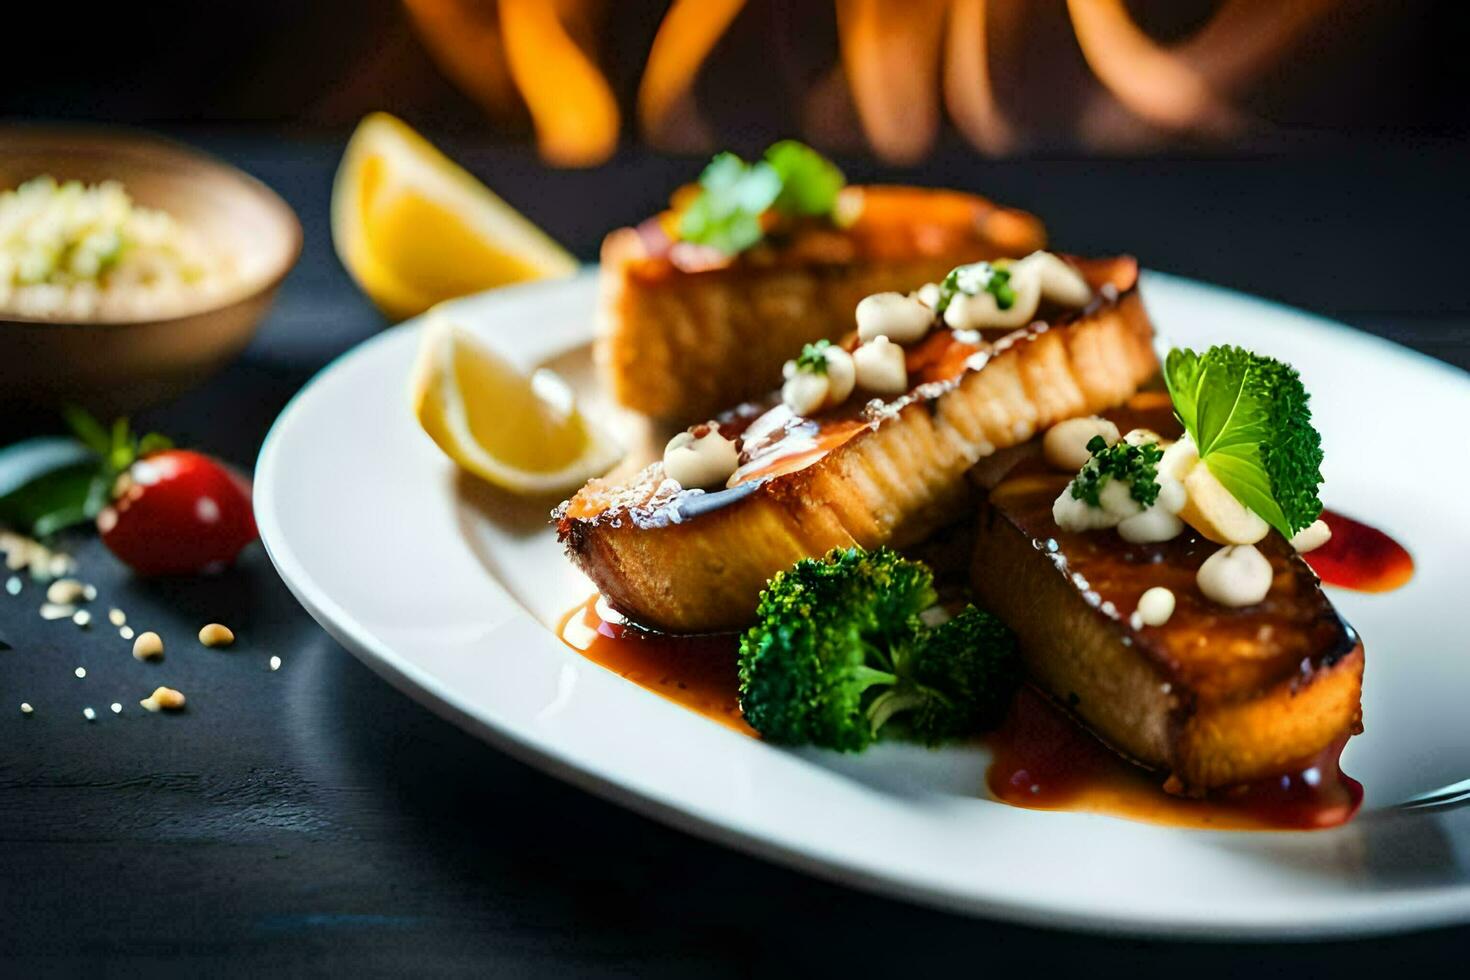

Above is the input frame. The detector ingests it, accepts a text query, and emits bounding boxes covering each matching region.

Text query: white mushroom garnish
[852,336,908,395]
[1197,544,1273,607]
[1042,416,1121,472]
[781,368,829,416]
[780,342,855,416]
[1290,519,1333,554]
[943,270,1041,331]
[663,424,739,490]
[1134,587,1176,627]
[856,292,934,344]
[823,345,856,404]
[1012,250,1093,308]
[939,251,1092,332]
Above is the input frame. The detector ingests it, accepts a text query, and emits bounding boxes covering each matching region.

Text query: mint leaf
[1164,345,1324,536]
[678,142,844,255]
[765,140,844,216]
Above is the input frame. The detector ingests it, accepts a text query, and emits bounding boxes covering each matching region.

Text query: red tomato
[97,450,258,576]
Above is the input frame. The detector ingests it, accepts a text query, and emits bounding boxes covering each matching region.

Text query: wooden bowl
[0,127,302,415]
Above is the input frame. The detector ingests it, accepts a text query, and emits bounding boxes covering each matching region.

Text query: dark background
[3,1,1468,974]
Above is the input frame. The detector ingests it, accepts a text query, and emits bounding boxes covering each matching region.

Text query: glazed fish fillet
[971,394,1364,791]
[598,186,1046,422]
[559,256,1157,633]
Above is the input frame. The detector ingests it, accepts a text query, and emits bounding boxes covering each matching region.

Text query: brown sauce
[559,597,1363,830]
[984,687,1362,830]
[559,597,752,735]
[1305,509,1414,593]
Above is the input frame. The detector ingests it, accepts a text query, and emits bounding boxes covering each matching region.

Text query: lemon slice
[411,314,622,495]
[333,112,579,320]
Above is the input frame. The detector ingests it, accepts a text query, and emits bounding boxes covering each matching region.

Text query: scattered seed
[74,667,86,678]
[83,707,96,721]
[47,554,70,579]
[120,625,135,641]
[198,623,234,648]
[132,631,164,661]
[20,702,33,715]
[269,655,281,672]
[110,702,122,714]
[140,686,185,712]
[46,578,85,604]
[5,576,21,595]
[108,608,126,626]
[72,609,92,628]
[40,603,76,621]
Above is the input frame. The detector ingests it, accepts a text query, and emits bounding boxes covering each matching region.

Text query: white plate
[256,269,1470,938]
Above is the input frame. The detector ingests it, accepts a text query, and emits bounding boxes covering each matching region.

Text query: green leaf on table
[0,437,103,537]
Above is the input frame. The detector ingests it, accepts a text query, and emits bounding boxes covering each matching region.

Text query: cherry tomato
[97,450,257,575]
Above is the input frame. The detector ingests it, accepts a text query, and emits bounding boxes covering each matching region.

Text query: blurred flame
[943,0,1015,156]
[835,0,948,166]
[407,0,1344,165]
[639,0,749,151]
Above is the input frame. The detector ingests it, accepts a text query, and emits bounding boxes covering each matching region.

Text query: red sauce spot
[559,597,752,735]
[984,688,1362,830]
[1305,509,1414,593]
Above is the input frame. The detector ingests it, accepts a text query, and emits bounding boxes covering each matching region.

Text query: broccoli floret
[737,547,1018,751]
[892,606,1019,744]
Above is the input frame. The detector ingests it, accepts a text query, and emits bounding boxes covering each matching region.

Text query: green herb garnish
[935,262,1016,314]
[677,141,845,255]
[1070,436,1163,509]
[1164,346,1324,537]
[794,339,832,374]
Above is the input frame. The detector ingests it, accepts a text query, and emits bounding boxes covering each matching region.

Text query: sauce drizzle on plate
[559,597,751,735]
[984,687,1362,830]
[1306,509,1414,593]
[559,597,1364,830]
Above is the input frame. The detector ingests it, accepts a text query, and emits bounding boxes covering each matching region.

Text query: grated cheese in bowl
[0,176,236,321]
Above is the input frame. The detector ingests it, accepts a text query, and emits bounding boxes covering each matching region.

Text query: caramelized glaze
[630,186,1042,275]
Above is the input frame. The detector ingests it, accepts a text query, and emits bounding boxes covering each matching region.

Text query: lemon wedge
[333,112,579,320]
[411,315,622,495]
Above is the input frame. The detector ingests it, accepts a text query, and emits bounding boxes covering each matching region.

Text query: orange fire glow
[405,0,1346,166]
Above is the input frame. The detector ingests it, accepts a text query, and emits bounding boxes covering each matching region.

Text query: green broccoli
[737,547,1018,751]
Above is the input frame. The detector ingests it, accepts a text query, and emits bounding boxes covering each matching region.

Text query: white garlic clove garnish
[1014,251,1093,308]
[1042,416,1120,472]
[856,292,934,344]
[822,345,856,404]
[781,370,831,417]
[942,269,1042,330]
[853,336,908,395]
[1197,544,1273,607]
[663,424,740,490]
[1289,518,1333,554]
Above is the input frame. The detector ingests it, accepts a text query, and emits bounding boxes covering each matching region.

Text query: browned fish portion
[598,186,1046,422]
[971,394,1364,792]
[559,256,1157,633]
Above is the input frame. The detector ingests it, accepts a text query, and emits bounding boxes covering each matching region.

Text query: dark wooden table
[2,135,1467,975]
